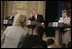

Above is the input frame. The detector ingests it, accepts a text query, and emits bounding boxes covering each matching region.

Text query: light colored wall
[4,1,46,20]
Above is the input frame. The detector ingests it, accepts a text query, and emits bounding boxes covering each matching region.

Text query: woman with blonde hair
[1,14,28,48]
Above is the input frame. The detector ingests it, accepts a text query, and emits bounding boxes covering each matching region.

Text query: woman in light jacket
[1,14,28,48]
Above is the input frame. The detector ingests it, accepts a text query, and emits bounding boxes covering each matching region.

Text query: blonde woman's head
[13,14,27,28]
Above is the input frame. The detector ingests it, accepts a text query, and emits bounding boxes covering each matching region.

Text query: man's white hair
[12,10,17,13]
[32,9,39,13]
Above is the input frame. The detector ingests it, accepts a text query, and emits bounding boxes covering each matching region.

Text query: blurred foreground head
[13,14,27,28]
[47,38,59,48]
[35,25,45,39]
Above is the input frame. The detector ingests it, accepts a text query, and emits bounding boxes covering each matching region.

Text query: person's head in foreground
[47,38,58,48]
[34,25,45,39]
[13,14,27,28]
[62,10,67,18]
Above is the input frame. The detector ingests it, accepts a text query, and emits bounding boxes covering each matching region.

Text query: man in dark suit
[7,10,17,25]
[29,10,44,23]
[2,10,17,28]
[28,10,45,33]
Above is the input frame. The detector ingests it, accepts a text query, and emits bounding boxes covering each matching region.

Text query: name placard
[53,22,58,27]
[3,20,8,24]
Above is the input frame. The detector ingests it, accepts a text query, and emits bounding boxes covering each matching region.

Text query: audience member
[1,14,28,48]
[47,38,59,48]
[18,25,47,48]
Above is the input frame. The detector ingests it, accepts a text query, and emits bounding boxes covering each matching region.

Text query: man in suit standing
[29,10,44,23]
[28,10,44,34]
[7,10,17,25]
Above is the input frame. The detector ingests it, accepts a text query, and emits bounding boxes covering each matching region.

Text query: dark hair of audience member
[47,39,55,46]
[35,25,47,48]
[35,25,45,39]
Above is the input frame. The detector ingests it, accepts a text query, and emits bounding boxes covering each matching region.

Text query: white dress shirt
[34,15,37,19]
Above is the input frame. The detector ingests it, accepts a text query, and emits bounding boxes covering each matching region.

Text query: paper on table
[53,22,58,27]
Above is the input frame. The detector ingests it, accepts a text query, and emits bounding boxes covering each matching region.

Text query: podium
[1,20,13,28]
[48,22,70,28]
[27,21,41,29]
[27,20,45,35]
[27,20,41,34]
[48,22,71,47]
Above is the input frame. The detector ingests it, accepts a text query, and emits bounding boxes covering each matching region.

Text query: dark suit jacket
[29,14,44,23]
[7,16,14,24]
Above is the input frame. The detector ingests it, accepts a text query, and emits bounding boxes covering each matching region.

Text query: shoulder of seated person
[7,26,20,29]
[6,26,14,29]
[4,26,13,32]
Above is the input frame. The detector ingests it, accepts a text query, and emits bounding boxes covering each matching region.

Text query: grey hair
[12,10,17,13]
